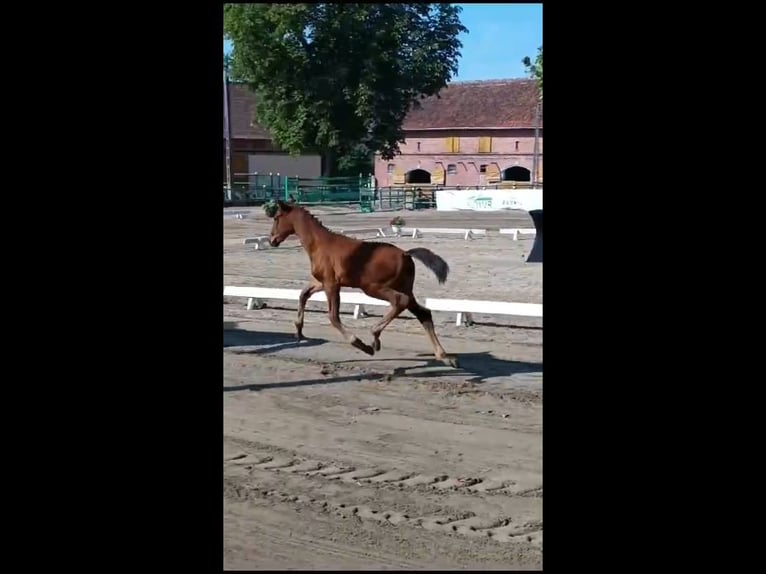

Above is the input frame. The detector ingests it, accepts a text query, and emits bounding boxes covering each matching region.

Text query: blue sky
[223,3,541,82]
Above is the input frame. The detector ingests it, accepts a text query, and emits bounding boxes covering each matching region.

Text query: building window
[447,164,457,175]
[387,163,395,174]
[480,164,487,173]
[515,140,519,151]
[478,137,492,153]
[446,137,460,153]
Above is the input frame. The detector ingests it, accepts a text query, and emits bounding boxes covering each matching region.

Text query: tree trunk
[322,149,335,178]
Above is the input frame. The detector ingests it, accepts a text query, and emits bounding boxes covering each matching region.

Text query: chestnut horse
[267,200,457,367]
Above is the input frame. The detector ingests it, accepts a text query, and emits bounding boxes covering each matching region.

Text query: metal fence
[224,177,541,210]
[223,173,286,205]
[283,175,376,211]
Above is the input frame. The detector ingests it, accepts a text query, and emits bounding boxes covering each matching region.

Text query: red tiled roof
[403,78,541,130]
[224,78,541,139]
[225,84,271,139]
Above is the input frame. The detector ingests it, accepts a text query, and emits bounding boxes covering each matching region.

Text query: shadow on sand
[335,351,541,384]
[223,348,541,393]
[224,328,326,355]
[464,321,542,331]
[224,371,390,392]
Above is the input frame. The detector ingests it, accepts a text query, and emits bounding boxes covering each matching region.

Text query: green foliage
[522,45,542,99]
[335,143,373,177]
[224,3,467,175]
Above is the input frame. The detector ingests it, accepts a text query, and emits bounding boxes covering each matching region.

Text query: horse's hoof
[441,356,459,368]
[373,339,381,352]
[294,332,304,341]
[351,337,375,356]
[362,344,375,356]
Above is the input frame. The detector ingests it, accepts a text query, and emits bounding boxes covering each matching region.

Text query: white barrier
[243,236,305,250]
[223,286,389,319]
[337,227,387,238]
[224,286,542,328]
[499,228,537,241]
[405,227,487,240]
[403,227,536,241]
[243,227,385,250]
[243,236,271,250]
[425,297,543,326]
[243,226,534,249]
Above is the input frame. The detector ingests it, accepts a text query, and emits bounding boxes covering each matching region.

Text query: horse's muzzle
[269,236,282,247]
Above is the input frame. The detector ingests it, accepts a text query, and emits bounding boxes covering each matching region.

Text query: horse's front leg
[295,279,323,339]
[324,283,374,355]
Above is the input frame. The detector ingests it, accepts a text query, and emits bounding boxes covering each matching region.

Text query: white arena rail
[224,286,389,319]
[424,297,543,326]
[337,227,387,238]
[243,236,305,250]
[404,227,536,241]
[404,227,486,240]
[243,236,271,250]
[499,228,537,241]
[243,227,385,250]
[243,227,535,249]
[224,286,542,328]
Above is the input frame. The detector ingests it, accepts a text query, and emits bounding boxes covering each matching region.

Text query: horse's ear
[277,199,293,212]
[263,201,278,218]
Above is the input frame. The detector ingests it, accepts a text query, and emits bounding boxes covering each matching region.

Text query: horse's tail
[407,248,449,285]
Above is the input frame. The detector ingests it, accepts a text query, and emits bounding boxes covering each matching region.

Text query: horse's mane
[292,205,333,233]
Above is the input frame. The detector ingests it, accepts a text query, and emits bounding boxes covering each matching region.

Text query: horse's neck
[294,212,331,255]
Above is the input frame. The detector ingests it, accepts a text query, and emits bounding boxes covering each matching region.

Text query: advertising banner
[434,188,543,212]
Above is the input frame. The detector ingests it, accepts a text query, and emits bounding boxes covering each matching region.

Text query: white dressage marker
[424,297,543,327]
[223,286,389,318]
[244,228,384,250]
[336,227,387,238]
[499,228,537,241]
[405,227,487,240]
[243,236,270,250]
[243,236,303,250]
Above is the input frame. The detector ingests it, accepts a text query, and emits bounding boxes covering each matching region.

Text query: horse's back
[333,238,410,287]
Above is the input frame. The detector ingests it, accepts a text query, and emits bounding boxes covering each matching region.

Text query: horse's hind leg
[408,297,458,368]
[361,285,410,352]
[295,278,322,339]
[325,284,374,356]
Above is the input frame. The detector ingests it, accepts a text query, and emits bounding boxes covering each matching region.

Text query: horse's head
[267,199,296,247]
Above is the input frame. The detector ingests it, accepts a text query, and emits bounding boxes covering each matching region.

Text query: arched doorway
[405,169,431,184]
[502,166,531,182]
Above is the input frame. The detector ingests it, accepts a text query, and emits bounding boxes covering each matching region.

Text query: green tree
[223,53,244,82]
[334,143,373,178]
[522,45,542,99]
[224,3,467,176]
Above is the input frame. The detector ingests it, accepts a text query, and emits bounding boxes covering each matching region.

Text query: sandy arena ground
[223,205,543,570]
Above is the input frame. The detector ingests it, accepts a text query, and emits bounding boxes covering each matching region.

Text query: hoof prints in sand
[224,477,543,546]
[225,445,542,498]
[224,440,542,547]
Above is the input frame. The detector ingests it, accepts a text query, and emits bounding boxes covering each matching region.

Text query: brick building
[374,79,542,188]
[224,78,542,188]
[224,84,321,185]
